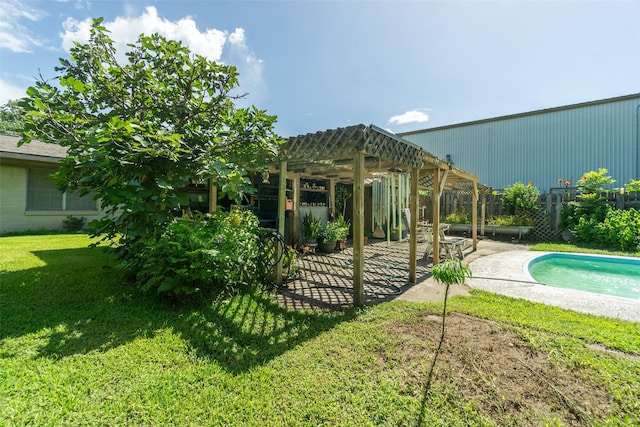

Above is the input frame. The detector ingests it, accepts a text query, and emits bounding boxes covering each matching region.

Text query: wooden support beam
[292,175,301,245]
[481,191,486,236]
[276,161,287,286]
[432,168,441,265]
[438,169,449,196]
[352,151,365,306]
[409,167,419,283]
[328,178,336,220]
[472,180,478,251]
[208,180,217,213]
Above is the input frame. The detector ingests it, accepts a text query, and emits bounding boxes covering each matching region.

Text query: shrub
[445,209,471,224]
[62,216,86,232]
[318,218,349,242]
[625,179,640,193]
[302,210,321,241]
[566,204,640,252]
[601,208,640,252]
[501,182,539,218]
[577,168,615,194]
[486,215,533,226]
[134,209,262,297]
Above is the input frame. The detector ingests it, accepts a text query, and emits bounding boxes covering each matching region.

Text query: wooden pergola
[270,124,481,306]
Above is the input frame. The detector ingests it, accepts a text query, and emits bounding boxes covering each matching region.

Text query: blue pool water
[526,253,640,300]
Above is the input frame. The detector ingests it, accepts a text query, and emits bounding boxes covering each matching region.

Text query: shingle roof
[0,134,68,163]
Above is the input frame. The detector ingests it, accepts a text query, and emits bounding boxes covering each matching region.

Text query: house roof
[0,134,68,164]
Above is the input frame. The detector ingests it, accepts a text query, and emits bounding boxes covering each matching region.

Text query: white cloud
[388,110,430,125]
[224,28,265,101]
[61,6,227,61]
[59,6,265,100]
[0,78,27,103]
[0,0,47,53]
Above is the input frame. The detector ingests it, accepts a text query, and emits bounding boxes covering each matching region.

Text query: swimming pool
[525,253,640,300]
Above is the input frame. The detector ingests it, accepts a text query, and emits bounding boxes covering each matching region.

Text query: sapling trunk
[418,259,471,425]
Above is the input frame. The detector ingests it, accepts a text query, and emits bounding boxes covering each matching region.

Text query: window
[27,167,97,211]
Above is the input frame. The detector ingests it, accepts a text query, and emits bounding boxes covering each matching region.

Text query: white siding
[0,164,103,234]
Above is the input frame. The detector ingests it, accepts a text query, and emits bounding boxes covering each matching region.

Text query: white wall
[0,164,102,234]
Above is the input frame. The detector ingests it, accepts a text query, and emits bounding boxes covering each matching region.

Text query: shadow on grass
[0,246,357,373]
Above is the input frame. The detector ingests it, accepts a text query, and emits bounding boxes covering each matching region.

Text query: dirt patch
[388,313,614,426]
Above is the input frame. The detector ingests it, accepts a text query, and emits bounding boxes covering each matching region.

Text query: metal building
[400,93,640,193]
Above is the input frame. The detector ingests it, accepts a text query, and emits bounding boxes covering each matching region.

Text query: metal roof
[400,92,640,136]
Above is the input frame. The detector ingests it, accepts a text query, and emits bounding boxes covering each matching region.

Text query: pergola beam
[409,167,419,283]
[352,151,365,306]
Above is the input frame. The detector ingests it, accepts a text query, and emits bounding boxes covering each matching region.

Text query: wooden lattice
[282,124,424,169]
[531,209,558,242]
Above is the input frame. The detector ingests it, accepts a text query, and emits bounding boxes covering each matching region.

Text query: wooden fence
[423,189,640,234]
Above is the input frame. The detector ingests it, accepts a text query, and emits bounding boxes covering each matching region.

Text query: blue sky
[1,0,639,137]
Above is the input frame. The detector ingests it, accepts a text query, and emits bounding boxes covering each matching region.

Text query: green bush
[601,208,640,252]
[567,205,640,252]
[318,218,349,242]
[560,194,608,231]
[577,168,615,194]
[134,209,262,297]
[501,182,539,218]
[445,210,471,224]
[625,179,640,193]
[487,215,533,226]
[62,216,86,232]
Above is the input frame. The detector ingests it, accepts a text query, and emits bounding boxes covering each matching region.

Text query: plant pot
[304,238,317,245]
[485,225,533,239]
[318,240,337,253]
[449,224,472,234]
[389,230,400,241]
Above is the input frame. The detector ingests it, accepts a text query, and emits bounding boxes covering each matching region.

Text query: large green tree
[20,18,281,247]
[0,100,24,135]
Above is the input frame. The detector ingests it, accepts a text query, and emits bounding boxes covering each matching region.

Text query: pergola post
[292,173,301,245]
[208,179,217,213]
[275,161,287,286]
[432,168,441,265]
[328,178,336,220]
[472,180,478,251]
[409,167,419,283]
[481,191,486,236]
[352,151,365,306]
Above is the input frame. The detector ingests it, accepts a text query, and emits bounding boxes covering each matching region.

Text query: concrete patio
[276,238,640,322]
[276,237,482,310]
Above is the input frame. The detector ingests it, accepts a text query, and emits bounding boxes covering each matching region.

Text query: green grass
[1,235,639,426]
[531,241,640,257]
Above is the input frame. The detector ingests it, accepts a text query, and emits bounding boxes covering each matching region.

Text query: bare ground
[389,312,617,426]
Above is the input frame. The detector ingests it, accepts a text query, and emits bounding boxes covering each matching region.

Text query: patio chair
[423,223,467,260]
[403,208,429,243]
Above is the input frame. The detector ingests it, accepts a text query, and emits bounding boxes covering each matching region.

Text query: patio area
[277,238,474,310]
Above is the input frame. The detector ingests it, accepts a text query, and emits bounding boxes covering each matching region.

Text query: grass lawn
[531,242,640,257]
[1,234,639,426]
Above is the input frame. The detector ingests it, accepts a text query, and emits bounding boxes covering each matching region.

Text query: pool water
[526,253,640,300]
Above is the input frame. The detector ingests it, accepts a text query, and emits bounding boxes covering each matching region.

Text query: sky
[1,0,639,138]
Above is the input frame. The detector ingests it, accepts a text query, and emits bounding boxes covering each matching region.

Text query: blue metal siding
[403,96,640,192]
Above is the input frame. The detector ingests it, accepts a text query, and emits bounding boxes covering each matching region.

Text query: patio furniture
[403,208,430,243]
[424,223,467,260]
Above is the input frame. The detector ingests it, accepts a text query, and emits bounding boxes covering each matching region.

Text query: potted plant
[318,219,349,253]
[333,215,351,250]
[302,210,321,244]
